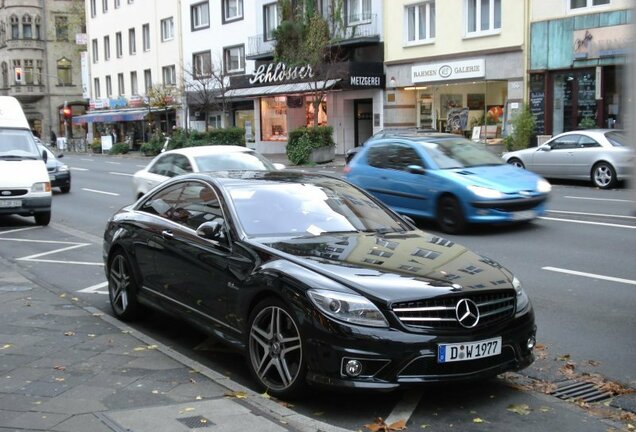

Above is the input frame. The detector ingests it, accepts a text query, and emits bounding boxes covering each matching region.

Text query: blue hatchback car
[344,132,551,233]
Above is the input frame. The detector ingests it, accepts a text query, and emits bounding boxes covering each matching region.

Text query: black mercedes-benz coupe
[103,170,536,398]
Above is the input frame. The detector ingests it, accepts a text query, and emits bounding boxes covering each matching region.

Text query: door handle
[161,230,174,239]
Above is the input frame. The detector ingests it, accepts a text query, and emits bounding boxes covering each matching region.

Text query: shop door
[354,99,373,147]
[551,71,597,135]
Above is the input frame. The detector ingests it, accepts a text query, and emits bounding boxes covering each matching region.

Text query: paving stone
[124,353,184,370]
[83,371,141,389]
[18,380,73,397]
[0,367,50,393]
[610,393,636,414]
[52,413,114,432]
[0,393,51,412]
[37,384,114,415]
[101,387,177,410]
[0,354,40,373]
[163,381,228,401]
[5,410,70,430]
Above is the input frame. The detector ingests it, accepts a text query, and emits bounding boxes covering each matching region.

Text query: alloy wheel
[109,254,132,317]
[593,163,616,189]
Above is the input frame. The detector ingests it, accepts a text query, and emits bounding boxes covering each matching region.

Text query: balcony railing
[6,38,46,51]
[247,34,276,59]
[6,84,46,102]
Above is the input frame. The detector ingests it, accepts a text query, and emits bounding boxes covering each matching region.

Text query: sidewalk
[0,257,349,432]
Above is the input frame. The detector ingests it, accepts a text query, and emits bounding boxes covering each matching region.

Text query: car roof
[184,170,329,188]
[370,131,465,143]
[163,145,254,157]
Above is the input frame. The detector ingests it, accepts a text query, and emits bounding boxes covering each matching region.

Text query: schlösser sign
[249,63,314,85]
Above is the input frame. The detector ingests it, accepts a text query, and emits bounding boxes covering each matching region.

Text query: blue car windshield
[420,138,504,169]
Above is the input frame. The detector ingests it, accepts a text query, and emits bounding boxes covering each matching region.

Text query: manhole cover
[176,415,213,429]
[0,285,32,292]
[550,380,613,403]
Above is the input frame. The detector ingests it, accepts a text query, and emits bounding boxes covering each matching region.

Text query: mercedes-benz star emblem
[455,298,480,328]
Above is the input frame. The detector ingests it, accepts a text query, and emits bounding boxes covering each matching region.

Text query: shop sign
[412,59,485,83]
[109,96,128,109]
[249,62,314,85]
[129,96,144,108]
[348,75,384,88]
[573,24,633,60]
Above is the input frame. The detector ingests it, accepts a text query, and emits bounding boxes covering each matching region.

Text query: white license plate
[438,337,502,363]
[0,199,22,208]
[511,210,536,221]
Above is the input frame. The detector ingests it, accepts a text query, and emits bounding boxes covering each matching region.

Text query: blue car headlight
[308,289,389,327]
[513,276,530,317]
[537,178,551,194]
[467,185,504,199]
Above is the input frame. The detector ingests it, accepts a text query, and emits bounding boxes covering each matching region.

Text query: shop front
[225,61,385,155]
[385,52,525,142]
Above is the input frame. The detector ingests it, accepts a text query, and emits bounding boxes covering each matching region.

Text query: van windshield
[0,129,41,159]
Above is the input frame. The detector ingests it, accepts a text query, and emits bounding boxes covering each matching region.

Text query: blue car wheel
[437,195,466,234]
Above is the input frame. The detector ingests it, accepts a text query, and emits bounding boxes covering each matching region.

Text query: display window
[260,96,288,141]
[305,96,327,126]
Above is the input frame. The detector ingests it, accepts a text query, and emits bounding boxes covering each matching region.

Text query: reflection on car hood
[446,164,541,193]
[257,230,513,303]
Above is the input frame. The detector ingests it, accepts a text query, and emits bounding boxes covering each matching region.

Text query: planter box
[308,146,335,164]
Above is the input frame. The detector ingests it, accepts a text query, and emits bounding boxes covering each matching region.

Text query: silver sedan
[502,129,633,189]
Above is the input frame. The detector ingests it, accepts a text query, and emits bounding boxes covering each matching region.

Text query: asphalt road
[1,152,634,431]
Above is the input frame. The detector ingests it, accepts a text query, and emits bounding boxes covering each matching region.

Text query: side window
[393,144,424,171]
[367,144,393,169]
[148,154,173,176]
[139,182,185,218]
[172,155,193,175]
[551,136,579,150]
[578,135,601,148]
[177,183,224,230]
[367,143,424,171]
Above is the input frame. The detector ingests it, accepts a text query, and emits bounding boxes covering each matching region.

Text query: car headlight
[31,182,51,193]
[513,276,530,317]
[467,185,504,199]
[537,178,551,194]
[307,289,389,328]
[58,164,69,173]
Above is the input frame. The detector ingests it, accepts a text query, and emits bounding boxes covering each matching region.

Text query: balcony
[247,34,276,60]
[6,84,46,103]
[5,38,46,51]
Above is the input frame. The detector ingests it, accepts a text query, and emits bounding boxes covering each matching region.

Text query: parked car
[344,132,551,234]
[38,143,71,193]
[502,129,632,189]
[132,145,284,198]
[345,128,438,165]
[104,170,536,398]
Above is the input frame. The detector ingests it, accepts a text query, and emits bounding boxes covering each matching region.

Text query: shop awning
[224,79,340,98]
[72,108,151,124]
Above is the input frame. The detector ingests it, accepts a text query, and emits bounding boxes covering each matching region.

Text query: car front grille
[391,290,516,331]
[472,195,547,212]
[0,189,28,197]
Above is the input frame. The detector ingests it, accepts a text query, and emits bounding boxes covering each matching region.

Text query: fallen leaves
[63,331,75,336]
[1,344,12,350]
[363,417,407,431]
[224,391,248,399]
[53,365,66,371]
[507,404,532,415]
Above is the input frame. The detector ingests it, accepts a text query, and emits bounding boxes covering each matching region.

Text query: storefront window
[235,110,255,142]
[552,71,596,134]
[260,96,288,141]
[305,96,327,126]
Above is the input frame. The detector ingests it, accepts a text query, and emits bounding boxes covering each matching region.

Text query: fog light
[527,336,536,350]
[345,359,362,377]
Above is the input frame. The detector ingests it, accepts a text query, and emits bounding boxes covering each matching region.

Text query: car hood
[0,159,49,187]
[445,164,541,193]
[255,230,514,303]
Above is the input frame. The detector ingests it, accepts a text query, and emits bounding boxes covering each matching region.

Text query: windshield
[227,179,407,237]
[420,138,504,169]
[195,151,275,171]
[0,129,41,159]
[605,131,626,147]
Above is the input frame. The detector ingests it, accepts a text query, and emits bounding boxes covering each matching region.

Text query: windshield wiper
[0,155,33,160]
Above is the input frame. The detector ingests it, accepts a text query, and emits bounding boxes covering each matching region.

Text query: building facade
[80,0,183,146]
[383,0,529,141]
[529,0,632,136]
[0,0,85,141]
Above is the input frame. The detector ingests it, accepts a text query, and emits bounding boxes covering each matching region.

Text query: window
[161,17,174,41]
[347,0,371,24]
[466,0,501,35]
[162,65,176,86]
[22,15,32,39]
[224,45,244,74]
[90,0,97,18]
[102,0,108,13]
[94,77,101,98]
[406,2,435,44]
[103,35,110,60]
[24,59,34,84]
[106,75,112,96]
[142,23,150,51]
[260,96,288,141]
[56,58,71,86]
[191,1,210,30]
[115,32,122,57]
[10,15,19,39]
[128,27,136,54]
[144,69,151,93]
[55,16,68,41]
[569,0,610,10]
[91,38,98,63]
[130,71,138,95]
[367,143,424,170]
[223,0,243,23]
[193,50,211,78]
[263,3,278,41]
[208,114,222,129]
[34,16,40,39]
[117,73,124,95]
[114,0,120,8]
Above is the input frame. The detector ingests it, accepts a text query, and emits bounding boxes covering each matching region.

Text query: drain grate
[550,380,613,403]
[176,415,214,429]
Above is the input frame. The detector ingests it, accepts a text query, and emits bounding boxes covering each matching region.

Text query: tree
[273,0,344,127]
[147,84,178,134]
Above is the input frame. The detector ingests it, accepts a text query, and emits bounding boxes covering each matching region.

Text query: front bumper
[302,307,536,391]
[49,171,71,189]
[467,195,548,224]
[0,195,52,216]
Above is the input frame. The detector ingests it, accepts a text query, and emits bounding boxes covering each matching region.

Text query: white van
[0,96,52,225]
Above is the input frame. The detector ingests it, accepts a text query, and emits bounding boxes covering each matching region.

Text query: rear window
[195,151,275,171]
[605,131,626,147]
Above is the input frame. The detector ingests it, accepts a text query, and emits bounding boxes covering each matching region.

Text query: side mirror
[41,150,48,163]
[197,220,228,245]
[540,144,552,151]
[273,163,286,170]
[57,153,64,159]
[406,165,426,175]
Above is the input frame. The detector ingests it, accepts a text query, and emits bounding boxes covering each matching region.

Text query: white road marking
[0,237,103,266]
[564,195,634,203]
[136,164,146,168]
[77,281,109,294]
[80,158,94,162]
[539,216,635,229]
[384,390,422,426]
[105,161,121,165]
[0,227,40,235]
[543,267,636,286]
[71,167,89,171]
[109,171,134,177]
[82,188,120,196]
[546,210,636,219]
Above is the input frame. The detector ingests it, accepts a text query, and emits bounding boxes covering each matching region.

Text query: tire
[247,298,306,399]
[60,184,71,193]
[591,162,617,189]
[108,252,141,320]
[507,158,525,169]
[34,211,51,226]
[437,195,467,234]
